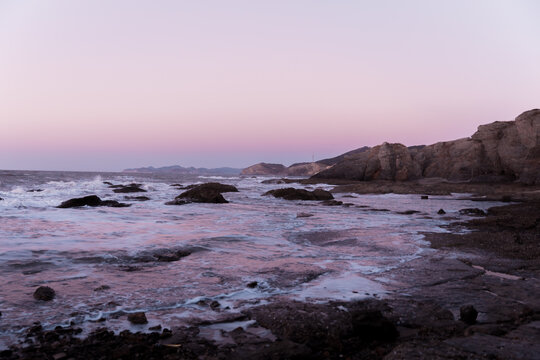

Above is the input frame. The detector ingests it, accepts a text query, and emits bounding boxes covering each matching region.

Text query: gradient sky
[1,0,539,171]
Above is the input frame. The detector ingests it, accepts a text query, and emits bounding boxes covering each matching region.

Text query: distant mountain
[123,165,241,176]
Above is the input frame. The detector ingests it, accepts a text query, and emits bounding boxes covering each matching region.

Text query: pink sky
[1,0,539,171]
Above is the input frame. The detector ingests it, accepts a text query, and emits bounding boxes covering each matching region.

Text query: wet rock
[103,181,114,186]
[57,195,130,208]
[210,301,221,310]
[27,189,44,192]
[421,195,429,199]
[167,182,238,205]
[437,209,446,214]
[148,324,161,331]
[296,212,314,218]
[127,312,148,324]
[460,305,478,324]
[0,197,3,201]
[112,184,147,193]
[93,285,111,292]
[321,199,343,206]
[153,250,191,262]
[397,210,420,215]
[33,286,55,301]
[263,187,334,201]
[459,208,486,216]
[124,196,150,201]
[246,281,258,288]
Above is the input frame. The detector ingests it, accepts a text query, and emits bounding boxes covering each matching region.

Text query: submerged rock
[459,208,486,216]
[124,196,151,201]
[57,195,130,208]
[33,286,55,301]
[263,188,334,201]
[296,212,314,218]
[437,209,446,214]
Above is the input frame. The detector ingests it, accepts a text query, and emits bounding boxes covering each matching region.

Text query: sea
[0,170,503,348]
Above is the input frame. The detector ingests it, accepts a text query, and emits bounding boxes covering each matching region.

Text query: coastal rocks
[57,195,130,208]
[166,182,238,205]
[313,143,421,181]
[311,109,540,184]
[263,187,334,201]
[438,209,446,214]
[127,312,148,325]
[241,163,287,175]
[296,212,314,218]
[241,162,330,176]
[33,286,55,301]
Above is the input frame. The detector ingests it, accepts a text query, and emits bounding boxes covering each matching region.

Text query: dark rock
[421,195,429,199]
[296,212,314,218]
[93,285,111,292]
[0,197,3,201]
[210,300,221,310]
[33,286,55,301]
[27,189,44,192]
[459,208,486,216]
[153,250,191,262]
[57,195,130,208]
[112,184,147,193]
[127,312,148,324]
[247,281,258,288]
[103,181,114,186]
[437,209,446,214]
[124,196,150,201]
[148,324,161,331]
[397,210,420,215]
[263,187,334,201]
[460,305,478,324]
[321,200,343,206]
[167,183,238,205]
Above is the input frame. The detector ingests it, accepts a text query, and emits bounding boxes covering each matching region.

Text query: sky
[1,0,539,171]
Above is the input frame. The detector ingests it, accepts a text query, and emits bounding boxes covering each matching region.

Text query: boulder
[124,196,151,201]
[112,184,147,193]
[33,286,55,301]
[127,312,148,325]
[263,188,334,201]
[166,183,238,205]
[57,195,130,208]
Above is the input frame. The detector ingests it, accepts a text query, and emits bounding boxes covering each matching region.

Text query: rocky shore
[2,197,538,359]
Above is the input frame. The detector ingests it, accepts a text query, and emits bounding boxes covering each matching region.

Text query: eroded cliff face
[313,109,540,184]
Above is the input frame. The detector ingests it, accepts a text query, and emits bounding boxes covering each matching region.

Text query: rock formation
[313,109,540,184]
[241,163,287,175]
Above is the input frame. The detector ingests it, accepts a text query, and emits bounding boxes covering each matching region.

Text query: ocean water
[0,170,502,347]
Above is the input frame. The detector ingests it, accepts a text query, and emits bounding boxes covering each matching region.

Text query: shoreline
[2,196,539,359]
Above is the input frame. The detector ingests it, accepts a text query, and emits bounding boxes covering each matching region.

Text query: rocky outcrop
[263,188,334,201]
[166,182,238,205]
[313,143,421,181]
[313,109,540,184]
[241,163,287,175]
[241,162,330,176]
[286,162,331,176]
[57,195,131,208]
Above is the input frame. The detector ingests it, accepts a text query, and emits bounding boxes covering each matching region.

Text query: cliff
[312,109,540,184]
